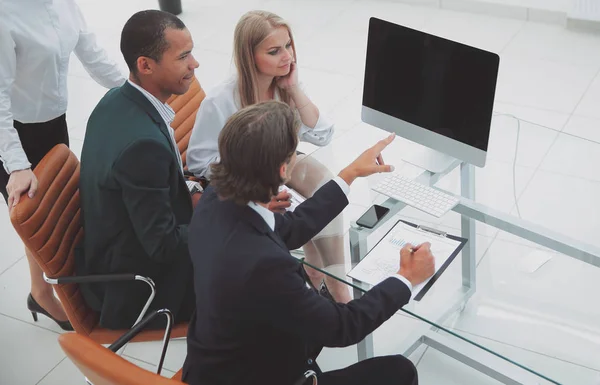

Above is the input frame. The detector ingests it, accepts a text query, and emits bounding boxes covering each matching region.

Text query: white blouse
[0,0,125,173]
[186,78,334,178]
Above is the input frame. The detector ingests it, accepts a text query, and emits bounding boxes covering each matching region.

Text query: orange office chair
[9,77,207,342]
[167,76,207,206]
[59,308,318,385]
[166,76,206,169]
[9,144,188,343]
[59,309,186,385]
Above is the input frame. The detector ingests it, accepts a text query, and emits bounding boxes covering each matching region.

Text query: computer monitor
[362,17,500,171]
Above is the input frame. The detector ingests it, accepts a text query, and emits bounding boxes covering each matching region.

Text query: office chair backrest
[9,80,204,339]
[9,144,99,334]
[166,76,206,167]
[59,333,185,385]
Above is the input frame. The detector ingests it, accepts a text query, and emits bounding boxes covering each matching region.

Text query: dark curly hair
[210,101,300,205]
[120,10,186,73]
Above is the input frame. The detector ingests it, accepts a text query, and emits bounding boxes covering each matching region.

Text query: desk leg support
[349,224,375,361]
[460,163,476,291]
[349,164,477,362]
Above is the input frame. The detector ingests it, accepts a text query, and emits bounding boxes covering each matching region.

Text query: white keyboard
[372,174,459,218]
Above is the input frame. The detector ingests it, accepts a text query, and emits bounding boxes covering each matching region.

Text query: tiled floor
[2,0,600,384]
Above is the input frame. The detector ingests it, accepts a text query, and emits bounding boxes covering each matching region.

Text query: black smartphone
[356,204,390,228]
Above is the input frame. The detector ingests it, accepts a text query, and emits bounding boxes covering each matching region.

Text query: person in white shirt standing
[186,10,350,303]
[0,0,126,330]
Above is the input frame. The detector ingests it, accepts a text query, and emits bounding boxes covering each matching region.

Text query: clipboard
[347,219,468,301]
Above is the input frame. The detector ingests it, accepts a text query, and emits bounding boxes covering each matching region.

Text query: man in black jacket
[77,10,199,329]
[183,101,435,385]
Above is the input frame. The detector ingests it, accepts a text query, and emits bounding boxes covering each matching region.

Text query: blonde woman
[187,10,351,303]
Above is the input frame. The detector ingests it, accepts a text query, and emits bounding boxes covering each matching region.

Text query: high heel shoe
[26,293,73,331]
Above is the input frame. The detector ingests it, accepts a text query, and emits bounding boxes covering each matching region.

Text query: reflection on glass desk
[292,114,600,385]
[299,223,600,384]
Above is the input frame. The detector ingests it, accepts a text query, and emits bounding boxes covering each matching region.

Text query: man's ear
[279,162,288,180]
[136,57,154,75]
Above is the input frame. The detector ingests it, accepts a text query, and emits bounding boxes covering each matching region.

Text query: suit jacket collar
[120,81,165,126]
[222,193,288,252]
[120,81,182,166]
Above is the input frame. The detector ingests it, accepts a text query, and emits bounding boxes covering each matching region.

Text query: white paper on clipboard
[347,220,465,300]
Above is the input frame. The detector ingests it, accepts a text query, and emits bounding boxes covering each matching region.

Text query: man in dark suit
[183,101,436,385]
[76,10,200,329]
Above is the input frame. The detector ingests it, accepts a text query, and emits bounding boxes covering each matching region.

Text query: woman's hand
[7,168,38,212]
[276,62,299,90]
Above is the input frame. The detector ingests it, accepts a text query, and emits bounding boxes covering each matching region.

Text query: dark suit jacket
[77,82,193,329]
[182,180,411,385]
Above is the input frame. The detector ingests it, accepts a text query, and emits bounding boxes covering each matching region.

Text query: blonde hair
[233,10,296,108]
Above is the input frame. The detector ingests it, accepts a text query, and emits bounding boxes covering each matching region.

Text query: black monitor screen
[363,18,500,152]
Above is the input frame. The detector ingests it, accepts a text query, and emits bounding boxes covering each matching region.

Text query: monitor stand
[400,143,458,173]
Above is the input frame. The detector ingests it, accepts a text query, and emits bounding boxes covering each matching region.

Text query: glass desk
[293,113,600,385]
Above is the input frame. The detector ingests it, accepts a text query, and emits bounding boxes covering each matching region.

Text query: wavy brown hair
[210,101,300,205]
[233,10,296,108]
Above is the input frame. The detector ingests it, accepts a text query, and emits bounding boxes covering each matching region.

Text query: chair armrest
[43,273,157,327]
[44,273,138,285]
[108,309,174,375]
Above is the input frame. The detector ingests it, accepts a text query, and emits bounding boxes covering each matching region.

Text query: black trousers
[311,355,418,385]
[89,251,197,331]
[0,114,69,203]
[144,267,196,329]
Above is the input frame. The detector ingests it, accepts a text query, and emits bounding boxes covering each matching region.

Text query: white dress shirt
[127,80,184,174]
[248,178,413,293]
[186,77,335,178]
[0,0,126,173]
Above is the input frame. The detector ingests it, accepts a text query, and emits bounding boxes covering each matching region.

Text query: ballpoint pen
[408,244,422,254]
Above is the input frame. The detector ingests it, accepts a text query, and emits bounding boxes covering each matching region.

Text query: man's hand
[338,133,396,186]
[191,192,202,208]
[398,243,435,287]
[268,190,292,214]
[7,168,38,211]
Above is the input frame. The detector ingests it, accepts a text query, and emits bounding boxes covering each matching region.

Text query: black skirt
[0,114,69,203]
